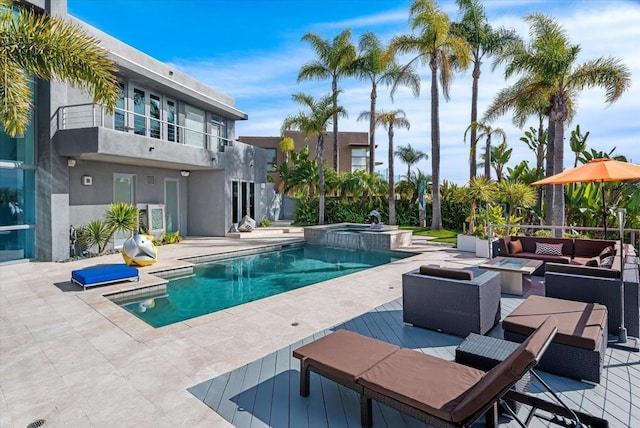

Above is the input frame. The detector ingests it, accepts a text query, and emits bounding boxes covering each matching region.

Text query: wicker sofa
[497,236,621,275]
[402,266,501,337]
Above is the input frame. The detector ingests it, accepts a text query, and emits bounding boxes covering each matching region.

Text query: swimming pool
[114,244,412,327]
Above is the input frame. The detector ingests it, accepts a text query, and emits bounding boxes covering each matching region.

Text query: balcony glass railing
[54,103,233,151]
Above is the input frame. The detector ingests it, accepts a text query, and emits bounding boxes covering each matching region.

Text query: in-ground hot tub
[304,223,413,250]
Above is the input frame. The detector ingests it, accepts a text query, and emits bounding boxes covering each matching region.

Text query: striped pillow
[535,242,563,256]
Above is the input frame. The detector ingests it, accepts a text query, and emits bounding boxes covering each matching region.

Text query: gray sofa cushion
[419,265,473,280]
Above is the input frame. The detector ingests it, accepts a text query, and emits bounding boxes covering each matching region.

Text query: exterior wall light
[180,170,190,177]
[67,158,76,167]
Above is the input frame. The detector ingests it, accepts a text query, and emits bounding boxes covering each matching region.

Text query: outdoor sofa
[402,266,501,337]
[293,318,558,428]
[497,236,621,275]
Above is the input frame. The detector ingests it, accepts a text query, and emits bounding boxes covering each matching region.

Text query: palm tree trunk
[544,118,555,226]
[535,116,544,215]
[470,58,480,181]
[484,135,491,179]
[317,136,325,225]
[332,77,339,171]
[369,83,377,173]
[388,125,396,225]
[430,59,442,230]
[552,119,565,237]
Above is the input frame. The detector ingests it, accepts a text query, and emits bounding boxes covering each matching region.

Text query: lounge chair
[293,317,558,428]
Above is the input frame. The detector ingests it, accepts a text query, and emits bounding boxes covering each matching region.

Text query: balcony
[52,103,232,170]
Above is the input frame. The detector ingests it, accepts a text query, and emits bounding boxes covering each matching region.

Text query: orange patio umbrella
[532,158,640,236]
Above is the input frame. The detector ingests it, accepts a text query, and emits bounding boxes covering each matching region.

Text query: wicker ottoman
[503,295,607,383]
[455,333,531,415]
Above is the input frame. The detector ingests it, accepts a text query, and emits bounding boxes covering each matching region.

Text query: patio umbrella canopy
[532,158,640,236]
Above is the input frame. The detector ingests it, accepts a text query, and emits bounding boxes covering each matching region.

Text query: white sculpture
[369,210,384,230]
[237,215,256,232]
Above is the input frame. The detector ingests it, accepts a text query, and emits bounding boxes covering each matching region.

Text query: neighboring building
[0,0,273,263]
[238,131,370,188]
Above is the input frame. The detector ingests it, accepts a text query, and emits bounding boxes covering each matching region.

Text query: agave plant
[77,219,111,255]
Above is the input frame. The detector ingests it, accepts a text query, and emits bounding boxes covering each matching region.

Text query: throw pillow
[600,255,615,269]
[508,240,523,254]
[599,246,616,260]
[535,242,563,256]
[585,257,600,267]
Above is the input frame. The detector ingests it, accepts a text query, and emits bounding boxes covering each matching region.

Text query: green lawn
[399,227,460,244]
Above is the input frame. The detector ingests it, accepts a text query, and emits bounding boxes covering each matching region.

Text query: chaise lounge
[293,318,558,428]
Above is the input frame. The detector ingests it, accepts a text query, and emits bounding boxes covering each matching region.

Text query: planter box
[457,234,476,253]
[475,238,491,258]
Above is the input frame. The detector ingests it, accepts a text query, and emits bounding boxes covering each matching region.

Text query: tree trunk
[430,58,442,230]
[544,117,555,226]
[535,116,544,215]
[369,82,376,173]
[317,135,325,225]
[484,135,491,179]
[332,77,339,171]
[469,56,480,181]
[388,125,396,225]
[552,118,565,237]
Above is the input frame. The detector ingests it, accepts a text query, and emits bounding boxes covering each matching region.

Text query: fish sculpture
[122,233,158,266]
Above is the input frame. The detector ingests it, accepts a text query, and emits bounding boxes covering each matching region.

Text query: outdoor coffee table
[479,257,543,295]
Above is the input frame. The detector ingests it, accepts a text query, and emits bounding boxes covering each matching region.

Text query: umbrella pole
[602,181,607,239]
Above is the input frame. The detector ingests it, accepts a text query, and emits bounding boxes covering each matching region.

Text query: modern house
[0,0,273,263]
[238,131,370,189]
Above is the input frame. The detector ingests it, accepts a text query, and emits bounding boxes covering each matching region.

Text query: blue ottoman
[71,264,139,290]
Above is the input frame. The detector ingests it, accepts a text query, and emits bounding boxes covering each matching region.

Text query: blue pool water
[117,245,412,327]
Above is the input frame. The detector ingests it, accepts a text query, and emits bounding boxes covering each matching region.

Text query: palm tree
[281,93,346,224]
[391,0,471,229]
[466,122,506,179]
[279,137,295,164]
[0,0,119,136]
[496,180,537,220]
[394,144,428,181]
[353,32,420,173]
[452,0,519,181]
[487,141,512,182]
[359,109,410,225]
[464,176,497,236]
[493,13,630,233]
[298,30,356,171]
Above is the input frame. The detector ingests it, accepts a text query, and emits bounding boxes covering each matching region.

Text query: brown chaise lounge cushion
[358,317,558,423]
[292,329,399,382]
[419,265,473,280]
[503,295,607,350]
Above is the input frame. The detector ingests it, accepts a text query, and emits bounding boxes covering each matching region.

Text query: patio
[0,235,638,427]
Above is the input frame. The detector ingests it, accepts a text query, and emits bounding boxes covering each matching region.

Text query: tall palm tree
[394,144,428,181]
[391,0,471,229]
[466,122,506,179]
[452,0,519,181]
[493,13,630,233]
[359,109,410,225]
[298,30,356,171]
[0,0,119,136]
[281,93,346,225]
[353,32,420,173]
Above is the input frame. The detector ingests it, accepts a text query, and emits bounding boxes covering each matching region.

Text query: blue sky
[68,0,640,184]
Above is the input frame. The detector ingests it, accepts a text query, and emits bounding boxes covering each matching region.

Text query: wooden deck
[189,294,640,427]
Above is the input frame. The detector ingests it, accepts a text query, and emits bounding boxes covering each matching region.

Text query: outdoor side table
[455,333,531,415]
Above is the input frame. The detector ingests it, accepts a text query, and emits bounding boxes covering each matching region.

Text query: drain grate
[27,420,46,428]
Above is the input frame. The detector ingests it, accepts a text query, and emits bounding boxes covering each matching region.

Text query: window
[133,88,146,135]
[185,105,205,147]
[114,83,126,131]
[351,148,369,172]
[149,94,161,139]
[166,99,176,142]
[210,114,227,149]
[265,148,277,169]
